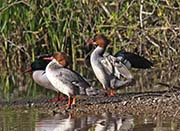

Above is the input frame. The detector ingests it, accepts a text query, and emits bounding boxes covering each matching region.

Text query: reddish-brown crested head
[53,52,69,67]
[88,34,111,48]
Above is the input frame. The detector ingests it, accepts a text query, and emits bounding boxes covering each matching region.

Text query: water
[0,108,36,131]
[36,114,179,131]
[0,109,180,131]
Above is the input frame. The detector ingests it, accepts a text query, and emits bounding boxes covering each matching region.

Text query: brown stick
[157,82,180,90]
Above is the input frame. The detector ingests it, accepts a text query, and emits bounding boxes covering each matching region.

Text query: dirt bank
[1,89,180,119]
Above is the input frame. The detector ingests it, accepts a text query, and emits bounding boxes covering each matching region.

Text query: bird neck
[92,46,106,57]
[46,59,62,71]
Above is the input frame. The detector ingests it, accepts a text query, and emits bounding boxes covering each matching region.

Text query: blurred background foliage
[0,0,179,100]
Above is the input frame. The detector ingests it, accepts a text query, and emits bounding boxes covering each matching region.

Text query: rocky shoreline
[1,89,180,119]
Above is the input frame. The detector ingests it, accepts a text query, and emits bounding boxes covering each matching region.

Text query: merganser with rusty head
[45,52,91,108]
[25,57,66,103]
[87,34,153,96]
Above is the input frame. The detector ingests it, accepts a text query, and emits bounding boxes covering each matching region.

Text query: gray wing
[53,68,90,88]
[100,54,133,79]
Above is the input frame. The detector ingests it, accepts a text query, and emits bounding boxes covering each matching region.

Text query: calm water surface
[0,109,180,131]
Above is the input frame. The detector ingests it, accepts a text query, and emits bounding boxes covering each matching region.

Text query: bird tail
[111,78,133,90]
[79,86,98,96]
[86,86,98,96]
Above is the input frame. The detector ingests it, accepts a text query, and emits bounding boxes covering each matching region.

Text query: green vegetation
[0,0,179,67]
[0,0,179,100]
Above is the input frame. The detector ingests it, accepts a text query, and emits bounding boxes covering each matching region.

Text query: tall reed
[0,0,179,100]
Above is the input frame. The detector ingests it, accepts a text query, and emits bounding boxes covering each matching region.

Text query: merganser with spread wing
[87,34,153,96]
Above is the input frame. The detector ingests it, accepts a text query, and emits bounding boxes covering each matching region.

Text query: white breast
[32,71,57,92]
[90,47,107,87]
[45,60,74,97]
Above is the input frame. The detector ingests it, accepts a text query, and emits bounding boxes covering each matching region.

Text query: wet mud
[1,89,180,119]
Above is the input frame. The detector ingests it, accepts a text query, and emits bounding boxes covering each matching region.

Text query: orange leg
[48,92,67,103]
[110,89,115,97]
[48,92,60,103]
[66,97,73,108]
[59,93,67,101]
[72,96,76,105]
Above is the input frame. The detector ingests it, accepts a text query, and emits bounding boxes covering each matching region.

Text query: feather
[100,54,133,80]
[114,51,153,69]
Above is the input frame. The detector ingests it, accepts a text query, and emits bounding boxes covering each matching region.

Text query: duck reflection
[35,113,75,131]
[35,112,134,131]
[95,112,134,131]
[35,113,98,131]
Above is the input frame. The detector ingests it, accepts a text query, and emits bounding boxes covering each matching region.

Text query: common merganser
[87,34,153,96]
[45,52,91,108]
[25,57,66,102]
[35,113,75,131]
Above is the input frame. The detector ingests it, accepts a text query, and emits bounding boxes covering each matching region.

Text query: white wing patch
[100,54,133,80]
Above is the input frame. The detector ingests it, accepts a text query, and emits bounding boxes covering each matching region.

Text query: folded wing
[51,67,91,95]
